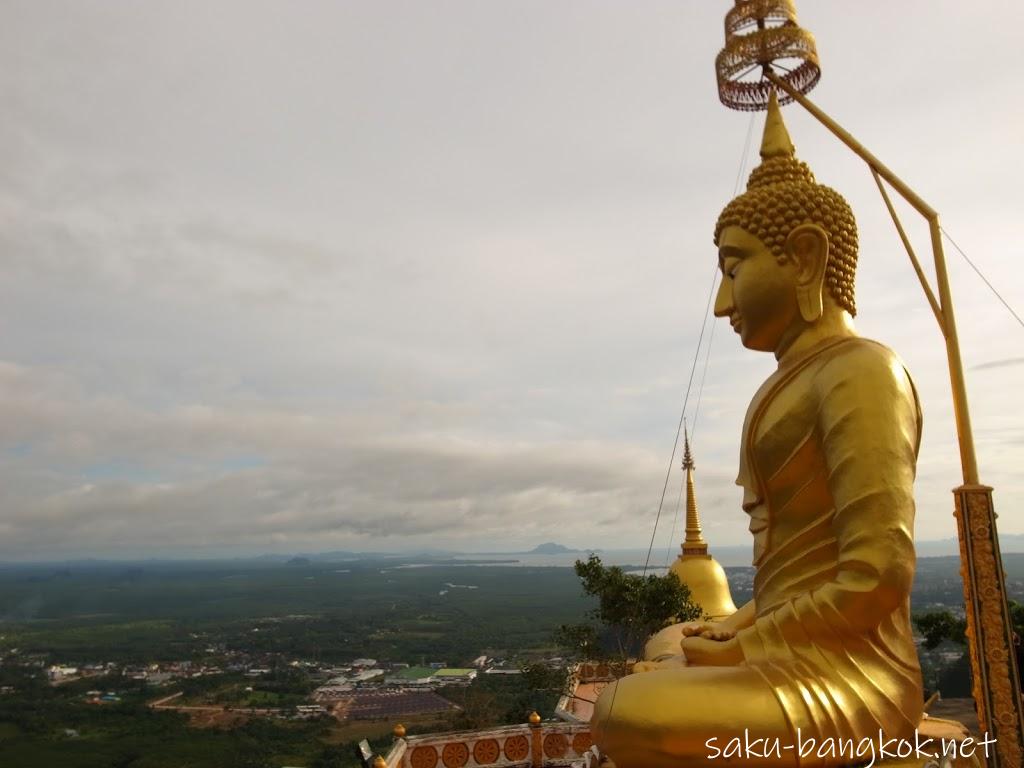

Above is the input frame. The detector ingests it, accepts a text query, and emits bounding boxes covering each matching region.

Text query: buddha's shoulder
[748,337,915,423]
[817,336,903,364]
[812,336,915,390]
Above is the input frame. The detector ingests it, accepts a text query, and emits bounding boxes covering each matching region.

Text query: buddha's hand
[678,621,736,642]
[680,635,743,666]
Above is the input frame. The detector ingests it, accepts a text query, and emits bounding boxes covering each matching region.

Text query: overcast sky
[1,1,1022,561]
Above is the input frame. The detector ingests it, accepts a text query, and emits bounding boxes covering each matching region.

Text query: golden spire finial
[681,427,708,556]
[682,426,695,472]
[760,90,795,159]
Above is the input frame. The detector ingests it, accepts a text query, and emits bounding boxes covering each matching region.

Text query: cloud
[972,357,1024,371]
[0,359,678,558]
[1,2,1023,560]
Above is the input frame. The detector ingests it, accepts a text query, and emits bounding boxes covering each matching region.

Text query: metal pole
[927,217,980,484]
[764,70,979,485]
[764,68,1023,767]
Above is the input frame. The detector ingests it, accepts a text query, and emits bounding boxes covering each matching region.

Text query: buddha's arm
[641,601,756,666]
[679,599,756,639]
[735,343,919,657]
[677,600,755,666]
[717,599,755,633]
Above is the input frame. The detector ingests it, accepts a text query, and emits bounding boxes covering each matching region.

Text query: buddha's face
[714,225,800,354]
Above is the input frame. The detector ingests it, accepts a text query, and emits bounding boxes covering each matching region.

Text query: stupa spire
[669,428,737,621]
[681,428,708,556]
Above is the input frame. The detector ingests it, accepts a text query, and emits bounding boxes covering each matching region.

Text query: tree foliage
[556,555,703,662]
[914,600,1024,651]
[439,673,560,730]
[913,610,968,650]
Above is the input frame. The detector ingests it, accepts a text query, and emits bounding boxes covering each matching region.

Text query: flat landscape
[0,557,597,663]
[0,553,1020,767]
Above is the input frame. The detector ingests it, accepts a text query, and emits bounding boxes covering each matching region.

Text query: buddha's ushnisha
[592,92,924,767]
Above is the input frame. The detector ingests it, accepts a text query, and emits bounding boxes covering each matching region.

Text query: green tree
[552,624,601,661]
[556,555,703,664]
[913,602,1024,697]
[913,600,1024,650]
[521,663,568,696]
[442,674,559,729]
[913,610,967,650]
[1010,599,1024,635]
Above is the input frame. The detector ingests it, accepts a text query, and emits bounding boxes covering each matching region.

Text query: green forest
[0,554,1021,767]
[0,559,596,663]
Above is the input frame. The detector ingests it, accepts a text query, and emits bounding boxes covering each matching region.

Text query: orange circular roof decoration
[715,0,820,111]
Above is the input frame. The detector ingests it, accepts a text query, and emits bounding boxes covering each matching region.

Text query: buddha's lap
[593,665,790,745]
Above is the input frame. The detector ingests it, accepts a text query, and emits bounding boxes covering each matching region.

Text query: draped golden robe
[592,336,924,767]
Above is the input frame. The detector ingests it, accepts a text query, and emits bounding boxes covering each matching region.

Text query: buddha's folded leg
[591,665,797,768]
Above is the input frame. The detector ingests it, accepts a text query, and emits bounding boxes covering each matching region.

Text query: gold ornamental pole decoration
[713,2,1024,766]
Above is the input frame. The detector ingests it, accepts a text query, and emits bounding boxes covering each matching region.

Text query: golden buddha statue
[591,92,925,767]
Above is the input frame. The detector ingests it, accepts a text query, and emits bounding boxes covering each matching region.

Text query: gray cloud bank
[0,358,691,558]
[1,1,1023,559]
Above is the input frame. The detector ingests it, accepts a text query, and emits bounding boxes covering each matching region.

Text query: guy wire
[604,112,756,736]
[642,267,718,577]
[642,112,754,577]
[940,226,1024,331]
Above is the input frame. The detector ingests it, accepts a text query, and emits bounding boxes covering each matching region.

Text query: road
[148,690,282,716]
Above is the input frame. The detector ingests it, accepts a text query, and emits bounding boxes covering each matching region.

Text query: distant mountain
[915,534,1024,558]
[527,542,582,555]
[6,534,1022,567]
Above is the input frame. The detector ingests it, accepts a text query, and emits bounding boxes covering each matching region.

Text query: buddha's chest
[741,366,836,557]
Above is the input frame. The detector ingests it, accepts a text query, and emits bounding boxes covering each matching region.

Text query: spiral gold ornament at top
[714,91,859,316]
[716,0,820,111]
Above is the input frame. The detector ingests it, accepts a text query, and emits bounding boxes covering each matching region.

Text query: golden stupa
[668,434,736,622]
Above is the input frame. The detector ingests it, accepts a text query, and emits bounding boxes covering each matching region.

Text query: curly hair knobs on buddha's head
[714,91,858,316]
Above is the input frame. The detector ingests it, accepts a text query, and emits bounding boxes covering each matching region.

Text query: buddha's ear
[785,223,830,323]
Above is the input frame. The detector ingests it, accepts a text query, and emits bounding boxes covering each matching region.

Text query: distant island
[527,542,585,555]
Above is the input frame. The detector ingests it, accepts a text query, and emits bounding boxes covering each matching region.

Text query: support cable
[665,296,719,569]
[690,296,718,443]
[940,227,1024,331]
[642,112,755,577]
[641,268,717,576]
[663,437,688,568]
[605,115,757,731]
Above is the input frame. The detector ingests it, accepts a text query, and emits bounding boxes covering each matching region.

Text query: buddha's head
[713,91,857,355]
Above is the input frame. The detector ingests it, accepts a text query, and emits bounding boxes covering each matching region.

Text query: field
[0,558,596,664]
[0,660,556,768]
[0,553,1020,767]
[3,554,1018,664]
